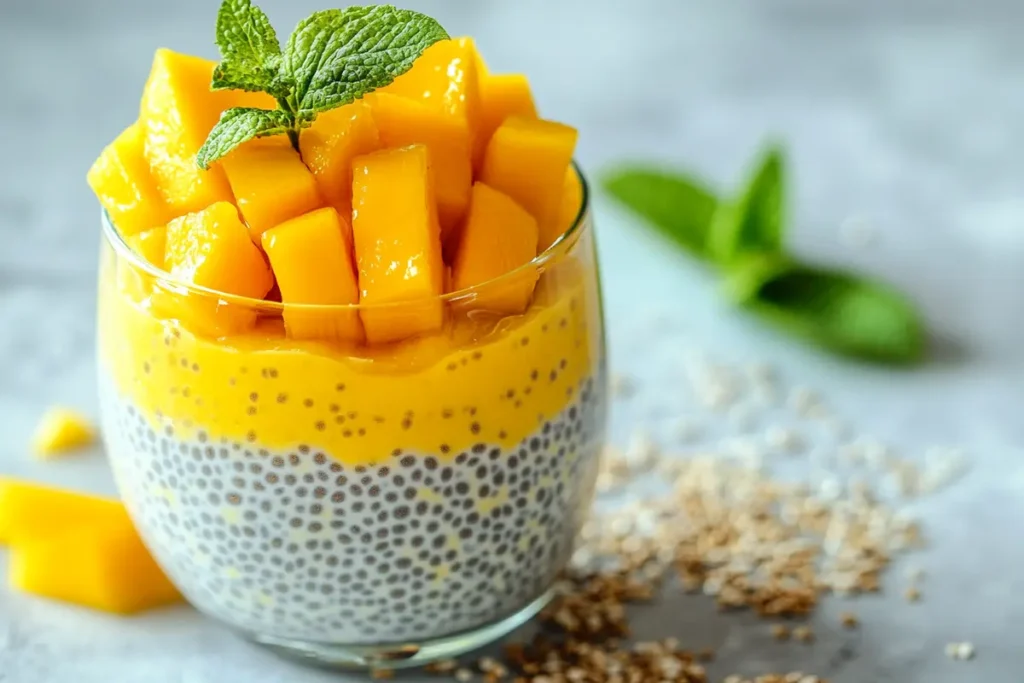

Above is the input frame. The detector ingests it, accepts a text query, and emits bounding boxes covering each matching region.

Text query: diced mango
[365,92,471,236]
[87,123,172,236]
[451,183,539,315]
[299,100,380,220]
[352,146,444,344]
[123,225,167,268]
[0,478,123,545]
[10,513,181,615]
[545,166,584,252]
[221,137,323,240]
[383,37,481,151]
[31,408,96,459]
[117,225,167,304]
[479,116,578,240]
[474,74,538,169]
[262,207,363,344]
[161,202,274,335]
[139,49,274,215]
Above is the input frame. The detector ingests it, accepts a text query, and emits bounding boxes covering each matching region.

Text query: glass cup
[96,165,606,668]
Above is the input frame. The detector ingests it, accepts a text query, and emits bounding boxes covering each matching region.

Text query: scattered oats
[793,625,815,643]
[625,431,661,471]
[370,669,394,680]
[904,586,921,602]
[611,373,636,400]
[427,659,458,674]
[771,624,791,641]
[454,667,474,682]
[956,642,976,660]
[840,612,859,629]
[765,426,805,454]
[724,676,744,683]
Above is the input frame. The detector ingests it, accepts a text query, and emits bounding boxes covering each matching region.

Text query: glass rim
[101,161,591,313]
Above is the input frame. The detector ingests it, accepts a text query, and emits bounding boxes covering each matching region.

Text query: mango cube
[474,74,538,169]
[451,183,539,315]
[10,514,181,615]
[352,146,444,344]
[161,202,274,335]
[221,137,323,240]
[365,92,472,237]
[31,408,96,459]
[0,479,123,544]
[262,207,363,344]
[88,123,172,236]
[139,49,274,215]
[299,100,380,221]
[479,117,578,244]
[547,166,584,252]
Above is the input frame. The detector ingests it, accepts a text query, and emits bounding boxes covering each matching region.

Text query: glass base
[238,589,553,671]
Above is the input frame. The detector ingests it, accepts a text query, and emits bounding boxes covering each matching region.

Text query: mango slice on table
[474,74,538,169]
[479,116,578,250]
[351,145,445,344]
[9,512,181,615]
[262,207,363,344]
[450,183,539,315]
[220,137,323,240]
[88,123,172,236]
[0,478,123,544]
[161,202,275,336]
[365,92,472,238]
[299,100,380,220]
[383,37,482,152]
[546,166,585,252]
[139,49,274,215]
[30,408,97,460]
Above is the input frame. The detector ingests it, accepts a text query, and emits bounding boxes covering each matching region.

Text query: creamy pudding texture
[97,243,606,643]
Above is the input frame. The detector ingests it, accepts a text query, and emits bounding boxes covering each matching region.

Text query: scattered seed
[840,612,859,629]
[771,625,791,641]
[905,586,921,602]
[793,625,815,643]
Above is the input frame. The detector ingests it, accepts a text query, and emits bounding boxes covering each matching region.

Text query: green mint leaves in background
[603,146,926,365]
[197,0,448,168]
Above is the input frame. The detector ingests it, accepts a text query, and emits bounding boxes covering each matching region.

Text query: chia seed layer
[100,377,603,644]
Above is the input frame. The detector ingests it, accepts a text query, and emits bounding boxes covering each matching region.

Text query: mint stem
[286,127,299,152]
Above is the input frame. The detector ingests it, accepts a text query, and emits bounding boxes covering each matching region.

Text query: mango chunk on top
[139,49,274,215]
[451,183,539,315]
[365,92,472,238]
[87,123,172,236]
[0,478,123,545]
[299,100,380,221]
[474,74,538,169]
[479,116,578,248]
[31,408,96,459]
[383,37,482,151]
[161,202,275,335]
[262,207,363,344]
[221,137,323,240]
[547,166,585,252]
[352,145,444,345]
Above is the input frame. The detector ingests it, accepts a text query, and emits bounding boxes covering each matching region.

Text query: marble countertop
[1,0,1022,680]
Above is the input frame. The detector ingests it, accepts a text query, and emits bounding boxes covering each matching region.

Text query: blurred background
[1,0,1023,680]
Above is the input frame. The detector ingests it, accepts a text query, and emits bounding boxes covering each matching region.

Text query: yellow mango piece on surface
[221,137,323,240]
[160,202,274,336]
[545,166,584,252]
[0,478,123,545]
[383,37,481,150]
[139,49,274,215]
[365,92,471,237]
[474,74,538,169]
[299,100,380,221]
[87,123,172,236]
[479,116,578,241]
[352,146,444,344]
[451,183,539,315]
[262,207,363,344]
[10,513,181,615]
[30,408,96,459]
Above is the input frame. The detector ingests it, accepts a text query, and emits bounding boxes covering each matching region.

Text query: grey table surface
[1,0,1023,680]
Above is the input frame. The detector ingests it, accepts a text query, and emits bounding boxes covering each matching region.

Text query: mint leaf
[725,254,925,364]
[211,0,285,95]
[707,144,785,262]
[284,5,449,121]
[602,167,718,257]
[196,107,292,169]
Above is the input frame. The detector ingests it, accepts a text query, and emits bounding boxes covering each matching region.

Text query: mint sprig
[197,1,448,168]
[602,145,927,365]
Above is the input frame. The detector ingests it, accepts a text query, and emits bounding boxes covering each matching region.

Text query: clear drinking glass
[96,165,606,668]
